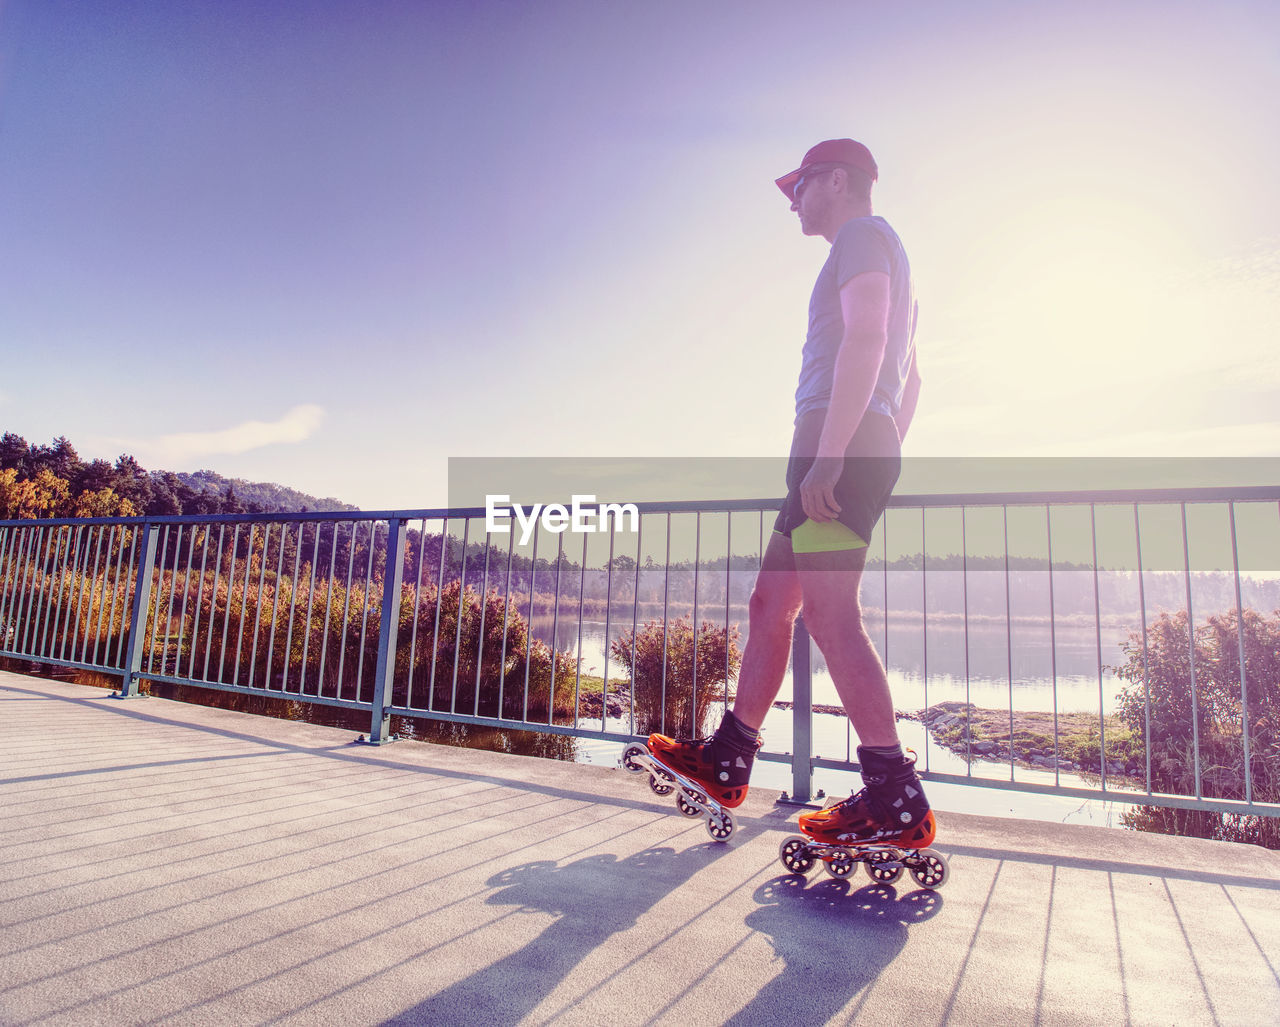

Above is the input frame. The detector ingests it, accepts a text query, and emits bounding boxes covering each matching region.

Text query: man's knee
[749,575,801,627]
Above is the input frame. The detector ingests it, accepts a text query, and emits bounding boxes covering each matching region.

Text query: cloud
[1195,237,1280,293]
[98,405,325,466]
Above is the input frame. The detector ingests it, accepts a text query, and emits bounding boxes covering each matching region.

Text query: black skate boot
[779,747,950,888]
[799,745,935,847]
[646,710,761,808]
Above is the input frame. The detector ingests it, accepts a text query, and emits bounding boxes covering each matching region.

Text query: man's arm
[894,348,921,441]
[816,271,890,457]
[799,270,890,522]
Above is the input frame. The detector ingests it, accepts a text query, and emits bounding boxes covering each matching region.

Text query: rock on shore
[914,702,1144,779]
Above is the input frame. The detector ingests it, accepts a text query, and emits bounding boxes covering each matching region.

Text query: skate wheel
[648,771,674,796]
[778,836,817,876]
[676,793,702,818]
[907,848,948,890]
[621,742,649,773]
[823,847,856,879]
[864,849,904,885]
[683,785,709,805]
[706,811,734,842]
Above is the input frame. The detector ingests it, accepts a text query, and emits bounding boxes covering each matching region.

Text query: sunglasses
[792,163,844,200]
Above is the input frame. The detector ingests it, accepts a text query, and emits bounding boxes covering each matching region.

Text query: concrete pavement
[1,671,1278,1026]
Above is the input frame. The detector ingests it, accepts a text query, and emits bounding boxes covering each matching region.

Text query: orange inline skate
[620,712,760,843]
[778,746,948,889]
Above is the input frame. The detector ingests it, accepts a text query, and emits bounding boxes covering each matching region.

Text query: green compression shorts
[787,519,867,554]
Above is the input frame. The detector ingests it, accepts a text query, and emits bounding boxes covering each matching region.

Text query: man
[648,138,931,846]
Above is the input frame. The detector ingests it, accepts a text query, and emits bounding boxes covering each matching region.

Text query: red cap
[775,138,879,200]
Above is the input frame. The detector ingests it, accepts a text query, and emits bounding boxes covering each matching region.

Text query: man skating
[647,138,932,848]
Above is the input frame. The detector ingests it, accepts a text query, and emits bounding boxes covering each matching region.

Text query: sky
[1,0,1278,511]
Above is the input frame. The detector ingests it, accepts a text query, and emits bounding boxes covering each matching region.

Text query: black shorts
[773,409,901,549]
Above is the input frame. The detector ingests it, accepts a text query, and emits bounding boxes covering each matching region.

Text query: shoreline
[758,696,1144,782]
[906,701,1143,780]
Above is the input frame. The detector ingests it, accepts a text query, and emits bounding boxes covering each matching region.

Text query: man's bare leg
[730,531,803,731]
[793,545,899,747]
[789,543,937,846]
[730,533,897,748]
[639,534,800,809]
[647,526,917,823]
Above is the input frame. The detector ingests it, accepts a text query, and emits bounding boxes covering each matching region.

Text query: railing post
[363,517,406,745]
[789,615,813,803]
[116,523,159,699]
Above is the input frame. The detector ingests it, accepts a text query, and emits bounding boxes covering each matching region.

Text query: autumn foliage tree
[1,437,140,519]
[1,431,353,519]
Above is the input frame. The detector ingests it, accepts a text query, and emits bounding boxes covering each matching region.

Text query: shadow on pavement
[385,844,726,1025]
[726,874,944,1026]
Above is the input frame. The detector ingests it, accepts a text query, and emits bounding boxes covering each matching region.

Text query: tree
[0,467,26,518]
[28,436,83,482]
[0,432,29,473]
[147,471,184,516]
[31,468,70,517]
[72,487,139,518]
[606,554,638,600]
[113,455,152,510]
[222,484,246,514]
[75,458,117,495]
[397,581,579,723]
[50,436,83,481]
[182,489,220,515]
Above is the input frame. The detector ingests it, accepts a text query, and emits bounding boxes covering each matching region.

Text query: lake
[530,613,1136,720]
[538,612,1147,828]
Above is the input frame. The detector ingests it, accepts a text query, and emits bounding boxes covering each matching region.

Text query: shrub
[399,580,579,723]
[609,616,742,736]
[1112,608,1280,848]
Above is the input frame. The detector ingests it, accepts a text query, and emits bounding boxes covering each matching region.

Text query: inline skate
[619,713,760,843]
[777,746,949,889]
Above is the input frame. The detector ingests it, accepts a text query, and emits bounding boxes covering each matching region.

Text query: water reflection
[531,614,1132,716]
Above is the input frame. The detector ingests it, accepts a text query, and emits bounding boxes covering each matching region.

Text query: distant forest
[0,431,358,519]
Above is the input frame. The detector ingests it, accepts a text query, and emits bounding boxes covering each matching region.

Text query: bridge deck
[2,672,1278,1026]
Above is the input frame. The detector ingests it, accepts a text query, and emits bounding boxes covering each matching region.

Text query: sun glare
[947,188,1203,409]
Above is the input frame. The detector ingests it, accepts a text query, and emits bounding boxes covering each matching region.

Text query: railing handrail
[4,481,1279,530]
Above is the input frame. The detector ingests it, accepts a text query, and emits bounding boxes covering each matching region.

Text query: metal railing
[2,485,1278,822]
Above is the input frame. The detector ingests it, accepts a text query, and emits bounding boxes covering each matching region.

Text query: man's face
[789,167,835,236]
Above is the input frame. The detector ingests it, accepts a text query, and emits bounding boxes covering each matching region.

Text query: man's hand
[799,456,844,522]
